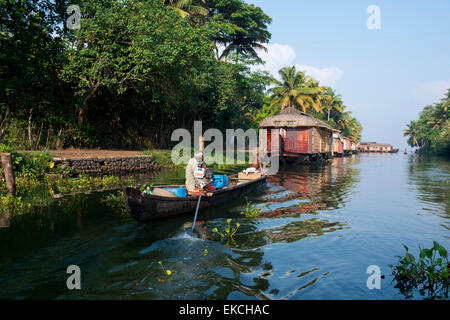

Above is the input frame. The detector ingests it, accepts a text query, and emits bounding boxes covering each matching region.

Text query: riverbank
[0,147,153,216]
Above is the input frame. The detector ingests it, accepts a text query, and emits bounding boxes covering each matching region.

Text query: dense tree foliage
[404,89,450,156]
[0,0,271,149]
[0,0,362,150]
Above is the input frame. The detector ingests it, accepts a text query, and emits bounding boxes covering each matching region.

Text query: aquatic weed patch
[102,190,128,216]
[390,242,449,299]
[240,197,265,218]
[212,219,240,245]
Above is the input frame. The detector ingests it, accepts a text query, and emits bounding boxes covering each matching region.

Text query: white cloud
[256,43,296,76]
[411,80,450,105]
[295,64,343,86]
[254,43,343,86]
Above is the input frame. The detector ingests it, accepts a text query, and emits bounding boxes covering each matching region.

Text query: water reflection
[207,158,359,299]
[407,155,450,226]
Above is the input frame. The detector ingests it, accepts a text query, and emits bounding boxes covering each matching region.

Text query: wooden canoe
[123,176,267,222]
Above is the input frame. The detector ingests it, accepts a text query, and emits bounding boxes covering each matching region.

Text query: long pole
[1,152,16,196]
[191,136,204,233]
[199,136,204,152]
[191,192,202,232]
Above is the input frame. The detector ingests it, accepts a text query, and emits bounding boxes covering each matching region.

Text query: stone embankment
[51,150,162,174]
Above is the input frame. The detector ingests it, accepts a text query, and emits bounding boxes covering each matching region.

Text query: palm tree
[269,66,324,113]
[323,87,343,122]
[440,88,450,112]
[162,0,208,18]
[404,120,419,147]
[335,111,352,131]
[426,103,449,129]
[219,41,268,61]
[346,117,362,143]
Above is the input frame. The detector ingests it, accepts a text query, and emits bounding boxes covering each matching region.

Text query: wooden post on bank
[1,152,16,196]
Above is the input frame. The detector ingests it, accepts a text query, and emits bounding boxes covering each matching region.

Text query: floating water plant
[102,191,127,216]
[389,241,449,299]
[158,260,174,277]
[240,197,265,218]
[212,219,240,244]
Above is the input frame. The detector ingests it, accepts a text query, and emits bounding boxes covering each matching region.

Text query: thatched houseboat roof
[259,107,339,132]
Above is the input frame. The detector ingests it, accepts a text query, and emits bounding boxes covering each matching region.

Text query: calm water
[0,154,449,299]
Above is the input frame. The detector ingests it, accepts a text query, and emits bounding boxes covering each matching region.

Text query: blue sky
[247,0,450,148]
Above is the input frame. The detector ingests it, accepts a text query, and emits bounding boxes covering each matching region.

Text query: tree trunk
[0,212,11,228]
[27,108,33,149]
[45,126,51,149]
[0,110,7,144]
[78,83,100,125]
[327,108,331,121]
[35,122,44,150]
[1,152,16,196]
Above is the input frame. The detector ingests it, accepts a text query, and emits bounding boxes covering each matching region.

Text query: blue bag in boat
[211,175,228,189]
[163,186,187,197]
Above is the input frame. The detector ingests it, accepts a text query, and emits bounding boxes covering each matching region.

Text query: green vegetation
[240,197,264,218]
[142,150,184,168]
[102,191,128,216]
[0,0,272,150]
[404,89,450,156]
[0,0,362,152]
[157,260,174,277]
[268,66,324,113]
[51,174,134,194]
[0,146,135,215]
[0,194,30,216]
[212,218,240,244]
[255,66,363,143]
[390,242,449,299]
[142,148,253,168]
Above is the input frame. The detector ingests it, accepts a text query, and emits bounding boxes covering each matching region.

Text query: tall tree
[323,87,343,122]
[269,66,323,113]
[404,120,419,147]
[206,0,271,61]
[61,0,213,126]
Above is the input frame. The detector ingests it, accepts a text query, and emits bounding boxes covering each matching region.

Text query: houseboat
[332,132,344,157]
[357,142,399,153]
[341,136,357,155]
[258,107,338,162]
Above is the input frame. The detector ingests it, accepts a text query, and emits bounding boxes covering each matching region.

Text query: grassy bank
[141,149,254,168]
[0,146,137,215]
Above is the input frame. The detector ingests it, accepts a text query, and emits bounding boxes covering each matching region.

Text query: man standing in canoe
[185,151,203,193]
[185,151,216,194]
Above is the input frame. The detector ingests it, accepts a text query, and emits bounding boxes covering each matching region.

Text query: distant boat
[404,149,407,154]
